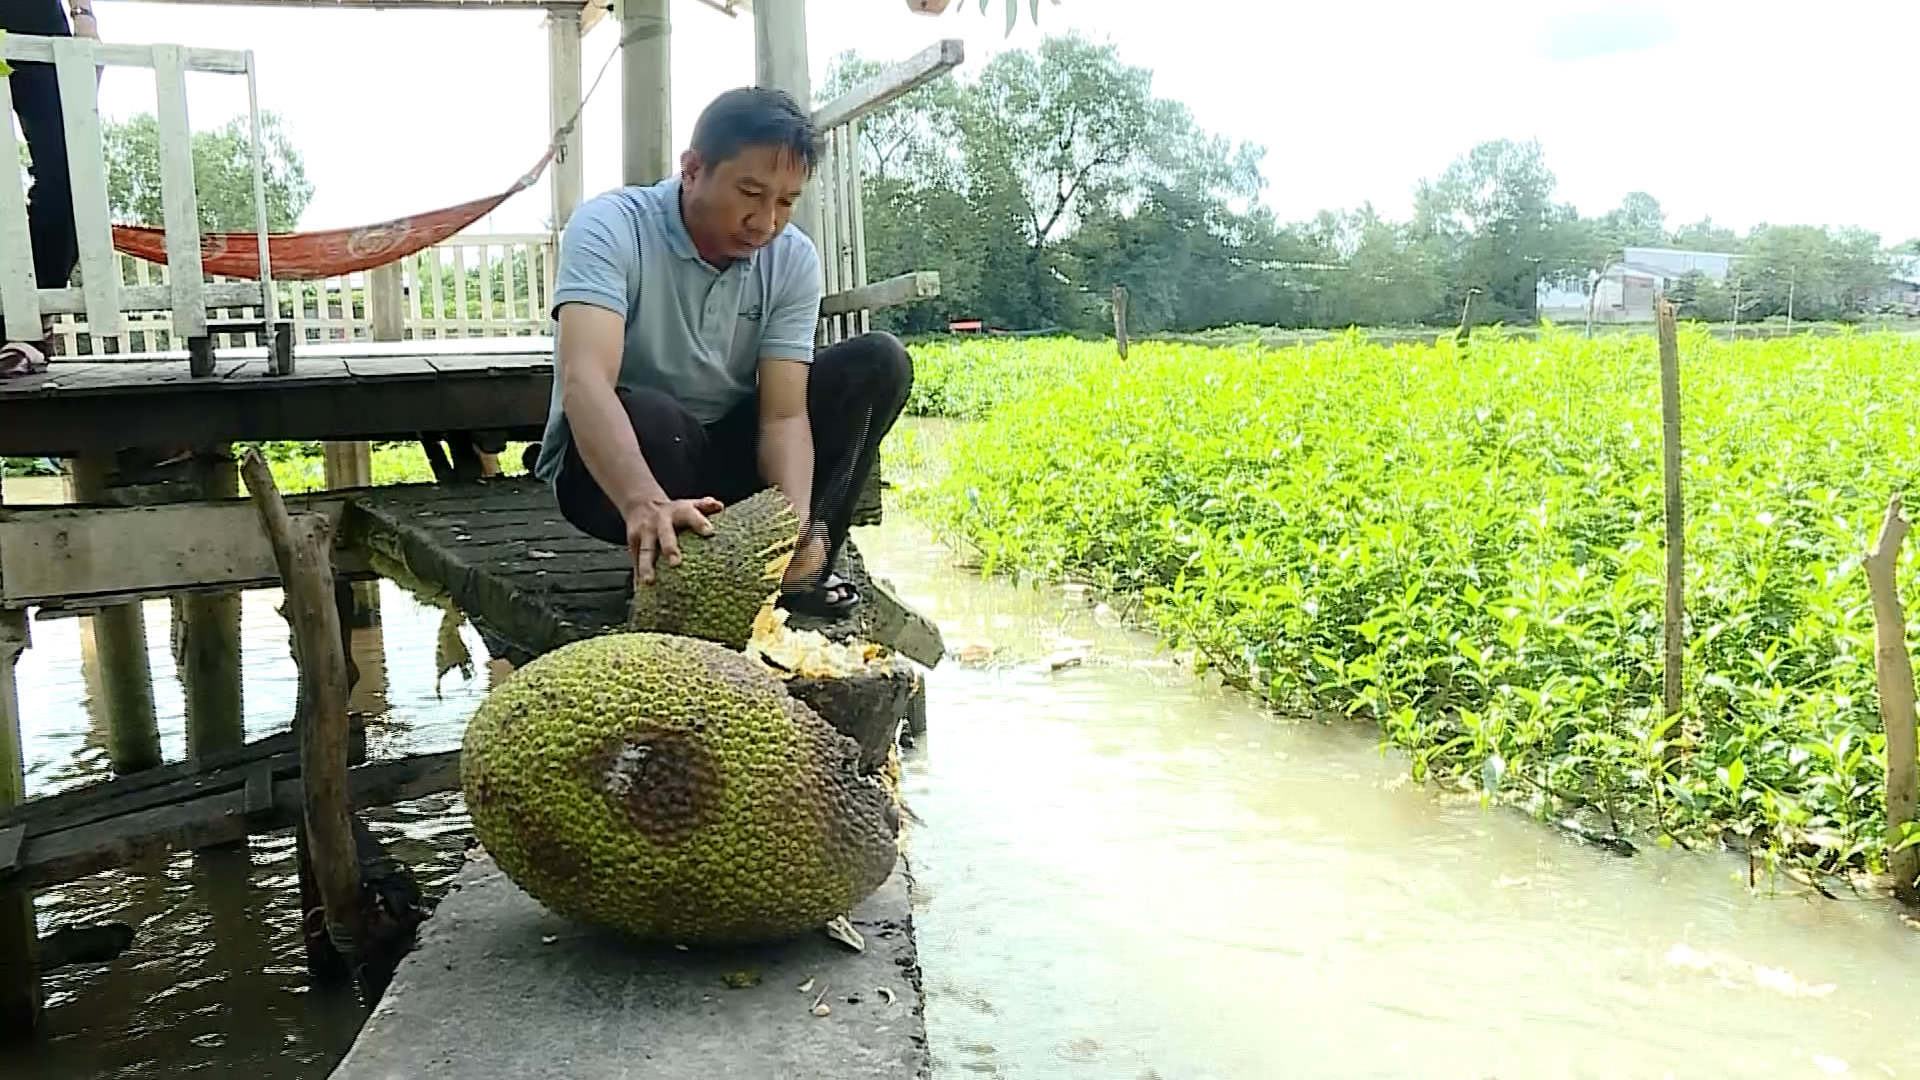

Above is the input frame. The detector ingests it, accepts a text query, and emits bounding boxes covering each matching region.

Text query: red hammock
[108,146,557,281]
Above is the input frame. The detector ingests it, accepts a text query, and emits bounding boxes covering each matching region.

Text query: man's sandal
[778,571,861,619]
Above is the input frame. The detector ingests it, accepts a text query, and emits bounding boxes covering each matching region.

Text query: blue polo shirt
[531,175,823,485]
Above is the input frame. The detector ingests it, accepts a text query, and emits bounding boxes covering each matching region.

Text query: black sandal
[779,571,860,619]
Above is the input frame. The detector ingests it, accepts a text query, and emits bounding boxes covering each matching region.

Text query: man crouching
[527,86,910,620]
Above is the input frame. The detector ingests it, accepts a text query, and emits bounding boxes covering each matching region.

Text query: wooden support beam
[0,494,353,609]
[240,449,370,997]
[0,610,35,1041]
[68,458,161,778]
[176,451,246,768]
[618,0,672,185]
[820,271,940,318]
[753,0,817,242]
[809,39,964,133]
[548,6,586,231]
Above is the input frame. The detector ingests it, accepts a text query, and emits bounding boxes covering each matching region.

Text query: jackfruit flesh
[627,487,799,651]
[460,631,901,947]
[745,604,890,680]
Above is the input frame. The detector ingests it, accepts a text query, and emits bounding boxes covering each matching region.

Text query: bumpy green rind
[459,631,900,947]
[626,487,800,652]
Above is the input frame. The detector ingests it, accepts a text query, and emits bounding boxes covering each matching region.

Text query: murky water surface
[7,467,1920,1079]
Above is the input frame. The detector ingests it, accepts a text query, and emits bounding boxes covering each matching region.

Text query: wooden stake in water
[1655,298,1685,726]
[238,449,369,995]
[0,610,38,1039]
[1864,493,1920,903]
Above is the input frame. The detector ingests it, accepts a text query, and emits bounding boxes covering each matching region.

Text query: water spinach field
[892,326,1920,895]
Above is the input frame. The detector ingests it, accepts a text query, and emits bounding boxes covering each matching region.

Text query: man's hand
[625,494,723,584]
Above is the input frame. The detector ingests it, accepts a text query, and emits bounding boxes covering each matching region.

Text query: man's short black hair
[689,87,821,177]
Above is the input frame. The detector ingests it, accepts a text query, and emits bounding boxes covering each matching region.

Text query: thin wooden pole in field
[1112,285,1129,359]
[1655,297,1685,727]
[1864,493,1920,903]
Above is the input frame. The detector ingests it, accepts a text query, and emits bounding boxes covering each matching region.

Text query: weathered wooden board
[344,478,942,668]
[2,749,460,890]
[0,351,552,458]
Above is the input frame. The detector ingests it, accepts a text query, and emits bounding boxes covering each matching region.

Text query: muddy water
[5,471,1920,1079]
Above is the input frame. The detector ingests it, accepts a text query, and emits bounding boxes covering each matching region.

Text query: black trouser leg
[803,330,914,571]
[553,386,716,545]
[8,59,77,342]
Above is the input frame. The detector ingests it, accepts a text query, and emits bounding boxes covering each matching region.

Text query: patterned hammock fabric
[107,147,556,282]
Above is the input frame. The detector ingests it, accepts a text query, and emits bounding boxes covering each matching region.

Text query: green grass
[898,327,1920,890]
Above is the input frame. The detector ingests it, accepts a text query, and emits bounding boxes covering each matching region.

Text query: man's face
[681,144,810,261]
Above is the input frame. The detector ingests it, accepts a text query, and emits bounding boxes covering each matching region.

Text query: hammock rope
[110,31,623,282]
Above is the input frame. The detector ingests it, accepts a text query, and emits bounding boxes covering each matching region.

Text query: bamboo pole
[1865,493,1920,903]
[1655,297,1686,726]
[237,448,369,994]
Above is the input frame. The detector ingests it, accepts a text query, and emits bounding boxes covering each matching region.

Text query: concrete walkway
[328,850,929,1080]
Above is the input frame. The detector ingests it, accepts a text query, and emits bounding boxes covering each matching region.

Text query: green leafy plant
[903,326,1920,890]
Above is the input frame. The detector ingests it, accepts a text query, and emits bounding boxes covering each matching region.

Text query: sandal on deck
[778,571,860,619]
[0,338,50,380]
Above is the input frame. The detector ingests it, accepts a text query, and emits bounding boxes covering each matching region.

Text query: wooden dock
[0,339,554,458]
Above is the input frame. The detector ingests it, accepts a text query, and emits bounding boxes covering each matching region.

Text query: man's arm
[552,198,715,578]
[756,243,825,576]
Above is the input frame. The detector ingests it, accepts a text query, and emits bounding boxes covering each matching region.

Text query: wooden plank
[0,78,41,341]
[820,271,941,317]
[0,36,249,75]
[35,280,265,317]
[809,39,964,133]
[848,118,871,336]
[0,827,20,875]
[11,749,296,841]
[151,45,209,341]
[4,749,463,891]
[244,767,273,817]
[52,37,122,340]
[0,730,297,830]
[0,494,351,608]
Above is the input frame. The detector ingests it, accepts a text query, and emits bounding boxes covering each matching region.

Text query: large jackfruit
[459,631,901,947]
[626,487,799,651]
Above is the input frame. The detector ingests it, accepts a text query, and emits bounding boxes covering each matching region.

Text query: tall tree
[101,110,314,233]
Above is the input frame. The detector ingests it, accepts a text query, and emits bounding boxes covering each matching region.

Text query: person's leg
[553,386,714,545]
[784,330,914,613]
[3,58,74,366]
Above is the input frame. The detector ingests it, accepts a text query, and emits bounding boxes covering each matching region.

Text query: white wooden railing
[47,233,557,357]
[0,33,280,372]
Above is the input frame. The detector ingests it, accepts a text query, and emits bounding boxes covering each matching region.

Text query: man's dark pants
[552,330,913,589]
[3,2,81,343]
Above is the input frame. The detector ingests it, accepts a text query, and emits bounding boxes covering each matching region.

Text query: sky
[63,0,1920,246]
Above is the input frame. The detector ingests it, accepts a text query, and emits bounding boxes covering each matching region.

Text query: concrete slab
[328,850,929,1080]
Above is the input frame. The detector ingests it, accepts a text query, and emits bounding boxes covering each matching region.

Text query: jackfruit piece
[626,488,800,651]
[460,631,901,947]
[745,604,890,680]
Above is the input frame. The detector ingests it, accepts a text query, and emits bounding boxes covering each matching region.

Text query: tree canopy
[826,32,1906,336]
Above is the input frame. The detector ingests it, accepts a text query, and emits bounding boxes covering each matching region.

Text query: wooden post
[619,0,673,185]
[1655,298,1685,728]
[238,449,368,996]
[0,610,38,1040]
[1865,493,1920,903]
[1112,285,1129,358]
[69,457,162,776]
[173,447,245,767]
[548,6,585,231]
[754,0,819,243]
